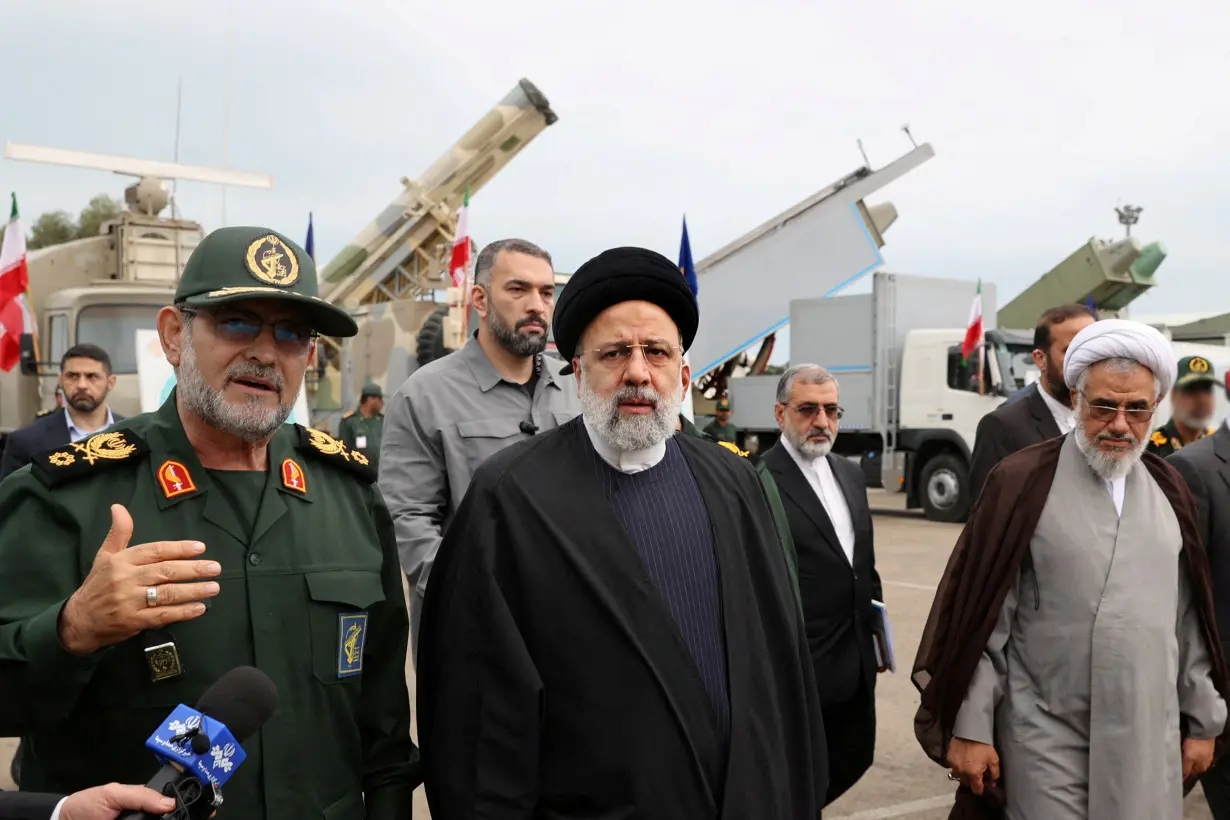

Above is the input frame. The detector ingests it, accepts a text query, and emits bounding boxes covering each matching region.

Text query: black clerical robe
[417,417,827,819]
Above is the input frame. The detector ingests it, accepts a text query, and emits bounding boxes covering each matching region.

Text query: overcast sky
[5,0,1229,348]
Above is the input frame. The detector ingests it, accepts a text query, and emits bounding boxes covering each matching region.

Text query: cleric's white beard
[580,368,683,453]
[1072,417,1147,481]
[785,425,836,459]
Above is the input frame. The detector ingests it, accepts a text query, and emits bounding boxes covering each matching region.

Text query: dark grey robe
[416,417,826,819]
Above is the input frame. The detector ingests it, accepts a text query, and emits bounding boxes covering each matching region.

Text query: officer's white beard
[177,327,294,443]
[1177,409,1213,430]
[1072,397,1147,481]
[580,366,683,454]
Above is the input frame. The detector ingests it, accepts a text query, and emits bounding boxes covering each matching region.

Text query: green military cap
[1175,355,1219,389]
[360,381,383,398]
[716,397,732,411]
[174,226,358,338]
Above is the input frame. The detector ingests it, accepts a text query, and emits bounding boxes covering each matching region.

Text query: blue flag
[305,212,315,262]
[678,216,698,299]
[1084,293,1096,314]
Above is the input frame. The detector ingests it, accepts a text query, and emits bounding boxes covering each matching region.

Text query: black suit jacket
[764,443,882,706]
[0,790,62,820]
[1168,425,1230,654]
[0,410,124,481]
[969,384,1063,500]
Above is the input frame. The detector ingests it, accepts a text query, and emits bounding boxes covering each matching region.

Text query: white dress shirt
[781,436,856,565]
[584,417,667,474]
[49,797,66,820]
[64,405,115,443]
[1104,475,1126,517]
[1038,384,1075,435]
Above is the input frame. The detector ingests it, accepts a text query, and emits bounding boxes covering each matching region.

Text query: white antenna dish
[4,141,272,189]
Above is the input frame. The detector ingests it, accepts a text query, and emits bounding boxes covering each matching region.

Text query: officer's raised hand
[57,503,222,655]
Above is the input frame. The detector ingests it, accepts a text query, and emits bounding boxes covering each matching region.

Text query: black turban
[553,246,699,375]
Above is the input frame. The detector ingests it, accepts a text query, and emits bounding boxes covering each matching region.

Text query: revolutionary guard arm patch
[31,430,150,488]
[295,424,376,482]
[337,612,368,678]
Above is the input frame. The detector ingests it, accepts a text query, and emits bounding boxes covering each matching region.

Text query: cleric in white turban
[912,318,1230,819]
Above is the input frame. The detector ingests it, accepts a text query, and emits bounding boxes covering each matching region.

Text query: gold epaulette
[34,407,57,419]
[31,430,149,488]
[296,425,376,482]
[342,411,355,419]
[1150,430,1168,447]
[716,440,751,458]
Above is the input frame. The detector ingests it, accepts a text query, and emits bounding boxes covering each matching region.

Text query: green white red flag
[448,187,471,289]
[0,193,33,372]
[960,278,983,365]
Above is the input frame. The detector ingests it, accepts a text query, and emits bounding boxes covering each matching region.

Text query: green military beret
[360,381,383,399]
[1175,355,1219,390]
[174,226,358,338]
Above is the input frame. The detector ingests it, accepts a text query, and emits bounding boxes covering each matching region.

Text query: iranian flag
[961,278,983,364]
[0,194,33,373]
[448,187,471,289]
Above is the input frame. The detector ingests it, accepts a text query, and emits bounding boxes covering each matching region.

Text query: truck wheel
[416,307,451,367]
[919,453,970,523]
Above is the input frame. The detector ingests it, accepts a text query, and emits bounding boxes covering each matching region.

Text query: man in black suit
[1168,417,1230,819]
[0,782,174,820]
[0,344,120,481]
[763,363,883,806]
[968,303,1096,499]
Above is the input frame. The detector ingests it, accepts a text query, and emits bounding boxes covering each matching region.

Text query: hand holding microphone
[117,666,278,820]
[56,784,177,820]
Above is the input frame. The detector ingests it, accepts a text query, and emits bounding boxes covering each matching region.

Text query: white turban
[1063,318,1177,397]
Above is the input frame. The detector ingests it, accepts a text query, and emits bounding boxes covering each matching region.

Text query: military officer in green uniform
[702,395,739,444]
[337,381,385,474]
[0,227,417,819]
[1147,354,1221,458]
[677,412,801,601]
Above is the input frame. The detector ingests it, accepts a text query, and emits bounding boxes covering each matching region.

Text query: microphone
[118,666,278,820]
[519,420,538,435]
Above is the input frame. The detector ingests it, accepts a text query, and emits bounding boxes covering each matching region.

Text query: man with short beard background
[380,237,581,659]
[416,246,826,820]
[762,363,884,806]
[0,344,123,481]
[0,226,418,820]
[969,303,1095,501]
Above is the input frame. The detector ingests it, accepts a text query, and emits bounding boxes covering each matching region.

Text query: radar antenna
[1115,204,1143,238]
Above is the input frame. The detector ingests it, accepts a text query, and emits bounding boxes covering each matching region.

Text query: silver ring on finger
[146,586,159,607]
[947,771,958,781]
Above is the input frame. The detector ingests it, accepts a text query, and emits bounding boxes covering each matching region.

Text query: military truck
[0,143,274,461]
[310,78,561,431]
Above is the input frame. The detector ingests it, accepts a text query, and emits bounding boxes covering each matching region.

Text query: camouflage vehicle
[0,143,273,462]
[309,78,560,432]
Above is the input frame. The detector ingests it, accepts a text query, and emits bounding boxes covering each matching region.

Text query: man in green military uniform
[337,381,385,474]
[1147,354,1221,458]
[702,395,739,444]
[0,227,417,819]
[677,412,800,600]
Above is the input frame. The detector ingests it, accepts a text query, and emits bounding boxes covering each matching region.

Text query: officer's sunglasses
[179,306,317,352]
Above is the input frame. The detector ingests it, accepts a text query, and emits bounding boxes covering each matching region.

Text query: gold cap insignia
[245,234,300,288]
[1191,357,1210,373]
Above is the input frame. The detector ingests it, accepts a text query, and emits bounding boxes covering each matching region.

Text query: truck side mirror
[18,333,37,376]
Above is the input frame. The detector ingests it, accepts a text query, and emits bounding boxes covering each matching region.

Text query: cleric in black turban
[552,246,699,375]
[417,245,828,820]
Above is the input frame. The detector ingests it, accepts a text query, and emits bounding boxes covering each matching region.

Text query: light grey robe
[953,434,1227,819]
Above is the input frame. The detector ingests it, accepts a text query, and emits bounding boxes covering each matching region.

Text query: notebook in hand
[871,599,896,673]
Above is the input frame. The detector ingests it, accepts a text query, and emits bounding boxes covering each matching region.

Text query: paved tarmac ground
[0,489,1214,818]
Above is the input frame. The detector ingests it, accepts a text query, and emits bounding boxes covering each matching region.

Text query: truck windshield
[77,304,161,375]
[991,342,1022,396]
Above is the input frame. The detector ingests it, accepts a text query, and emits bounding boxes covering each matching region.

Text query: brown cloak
[911,435,1230,818]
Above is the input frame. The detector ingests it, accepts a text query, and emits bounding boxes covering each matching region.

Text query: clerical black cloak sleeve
[416,420,826,820]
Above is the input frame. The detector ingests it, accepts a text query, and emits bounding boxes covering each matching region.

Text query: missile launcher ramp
[997,236,1167,329]
[310,79,558,425]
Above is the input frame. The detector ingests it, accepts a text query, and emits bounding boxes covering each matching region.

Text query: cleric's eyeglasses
[1079,391,1155,424]
[583,342,680,369]
[180,307,317,352]
[786,403,844,421]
